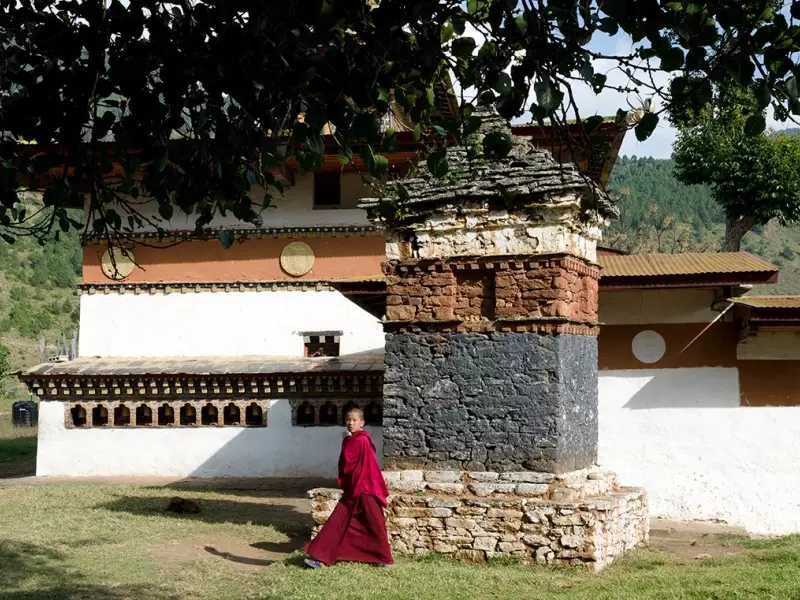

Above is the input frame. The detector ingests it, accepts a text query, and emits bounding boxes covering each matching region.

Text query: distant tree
[0,344,10,380]
[673,88,800,252]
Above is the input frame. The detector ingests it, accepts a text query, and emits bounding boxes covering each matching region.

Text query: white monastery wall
[36,400,382,478]
[737,330,800,360]
[599,368,800,535]
[599,289,719,325]
[78,290,384,358]
[90,172,372,231]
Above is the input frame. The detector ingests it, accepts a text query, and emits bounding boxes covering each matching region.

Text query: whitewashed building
[19,122,800,536]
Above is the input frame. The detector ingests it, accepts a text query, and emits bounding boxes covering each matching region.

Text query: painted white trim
[36,400,382,477]
[599,368,800,535]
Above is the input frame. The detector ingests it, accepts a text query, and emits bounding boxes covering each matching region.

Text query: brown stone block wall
[384,255,600,326]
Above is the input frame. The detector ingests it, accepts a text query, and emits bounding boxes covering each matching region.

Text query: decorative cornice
[385,254,601,279]
[76,280,368,295]
[23,371,384,402]
[383,318,600,336]
[83,225,379,244]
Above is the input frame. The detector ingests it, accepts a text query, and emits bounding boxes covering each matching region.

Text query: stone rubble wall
[382,332,598,472]
[308,469,648,571]
[383,255,600,327]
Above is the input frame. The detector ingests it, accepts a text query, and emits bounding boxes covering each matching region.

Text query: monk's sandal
[304,559,325,569]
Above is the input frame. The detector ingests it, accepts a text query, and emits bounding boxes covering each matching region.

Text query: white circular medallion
[101,247,136,280]
[280,242,315,277]
[631,330,666,364]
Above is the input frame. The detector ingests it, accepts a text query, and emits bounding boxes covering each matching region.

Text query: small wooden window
[296,402,315,426]
[201,403,218,426]
[136,404,153,426]
[158,404,175,426]
[223,403,241,426]
[364,401,382,426]
[71,405,87,427]
[114,405,131,427]
[313,172,341,208]
[92,405,109,426]
[245,403,263,427]
[180,404,196,425]
[319,401,338,425]
[304,335,340,357]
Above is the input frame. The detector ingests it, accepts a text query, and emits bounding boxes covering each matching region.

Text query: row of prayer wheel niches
[63,398,382,429]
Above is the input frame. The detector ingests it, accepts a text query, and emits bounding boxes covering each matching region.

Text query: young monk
[303,407,393,568]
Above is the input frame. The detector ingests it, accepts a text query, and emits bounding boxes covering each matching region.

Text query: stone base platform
[308,468,648,571]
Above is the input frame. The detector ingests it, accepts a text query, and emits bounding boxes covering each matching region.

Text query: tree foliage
[673,88,800,251]
[2,0,800,244]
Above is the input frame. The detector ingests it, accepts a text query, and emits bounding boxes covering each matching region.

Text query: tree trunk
[721,215,757,252]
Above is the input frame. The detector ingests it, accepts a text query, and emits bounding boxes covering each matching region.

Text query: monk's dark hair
[346,407,364,420]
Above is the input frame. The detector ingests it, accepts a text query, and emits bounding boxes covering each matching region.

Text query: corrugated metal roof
[732,295,800,309]
[598,252,778,278]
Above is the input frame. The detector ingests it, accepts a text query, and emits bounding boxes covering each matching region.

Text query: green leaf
[744,114,766,136]
[153,147,168,173]
[534,79,564,111]
[660,48,684,72]
[413,124,421,142]
[756,81,771,110]
[219,230,235,249]
[467,0,488,15]
[591,73,607,92]
[483,131,513,159]
[583,115,605,135]
[597,18,618,35]
[426,149,449,178]
[441,22,454,43]
[463,116,482,137]
[635,112,659,141]
[579,61,594,82]
[492,72,512,95]
[786,76,799,101]
[158,204,174,221]
[670,76,687,97]
[451,37,476,59]
[372,154,389,177]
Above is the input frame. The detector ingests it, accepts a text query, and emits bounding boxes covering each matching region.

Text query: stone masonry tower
[362,110,610,474]
[310,109,647,570]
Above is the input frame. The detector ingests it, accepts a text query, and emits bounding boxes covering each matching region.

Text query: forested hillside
[0,215,82,374]
[607,156,800,295]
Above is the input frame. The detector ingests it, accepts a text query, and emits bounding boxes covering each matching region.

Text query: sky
[452,25,676,159]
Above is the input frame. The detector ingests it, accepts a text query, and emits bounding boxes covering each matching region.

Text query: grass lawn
[0,483,799,600]
[0,393,37,478]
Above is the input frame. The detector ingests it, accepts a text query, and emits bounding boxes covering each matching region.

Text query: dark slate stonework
[382,332,598,473]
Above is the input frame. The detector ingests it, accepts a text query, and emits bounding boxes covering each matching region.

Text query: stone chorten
[310,108,647,570]
[359,108,612,473]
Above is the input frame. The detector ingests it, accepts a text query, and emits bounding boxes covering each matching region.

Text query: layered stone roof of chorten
[359,107,614,224]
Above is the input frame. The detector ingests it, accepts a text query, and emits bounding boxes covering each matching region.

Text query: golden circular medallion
[101,246,136,280]
[280,242,315,277]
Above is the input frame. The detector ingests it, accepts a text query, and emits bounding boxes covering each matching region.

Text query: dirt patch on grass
[154,533,307,571]
[648,520,750,561]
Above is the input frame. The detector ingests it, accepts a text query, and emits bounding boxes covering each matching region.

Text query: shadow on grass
[0,433,37,479]
[202,537,308,568]
[99,495,313,537]
[0,539,180,600]
[153,478,338,498]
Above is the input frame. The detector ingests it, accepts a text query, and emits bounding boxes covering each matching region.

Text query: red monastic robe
[303,430,393,566]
